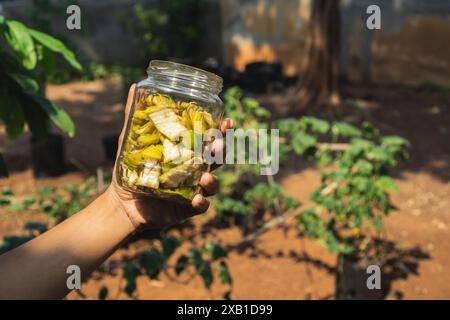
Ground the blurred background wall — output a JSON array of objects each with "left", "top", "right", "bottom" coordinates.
[
  {"left": 0, "top": 0, "right": 223, "bottom": 69},
  {"left": 222, "top": 0, "right": 450, "bottom": 86},
  {"left": 1, "top": 0, "right": 449, "bottom": 86}
]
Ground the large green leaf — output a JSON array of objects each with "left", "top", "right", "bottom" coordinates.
[
  {"left": 9, "top": 73, "right": 39, "bottom": 93},
  {"left": 0, "top": 48, "right": 30, "bottom": 76},
  {"left": 28, "top": 29, "right": 82, "bottom": 71},
  {"left": 0, "top": 88, "right": 25, "bottom": 139},
  {"left": 40, "top": 46, "right": 56, "bottom": 77},
  {"left": 353, "top": 159, "right": 374, "bottom": 176},
  {"left": 301, "top": 116, "right": 330, "bottom": 134},
  {"left": 242, "top": 98, "right": 270, "bottom": 119},
  {"left": 375, "top": 176, "right": 399, "bottom": 193},
  {"left": 4, "top": 20, "right": 37, "bottom": 70},
  {"left": 274, "top": 118, "right": 301, "bottom": 136},
  {"left": 368, "top": 146, "right": 391, "bottom": 162},
  {"left": 30, "top": 94, "right": 75, "bottom": 138},
  {"left": 292, "top": 132, "right": 317, "bottom": 154},
  {"left": 381, "top": 135, "right": 410, "bottom": 148},
  {"left": 20, "top": 95, "right": 52, "bottom": 140},
  {"left": 331, "top": 122, "right": 361, "bottom": 138}
]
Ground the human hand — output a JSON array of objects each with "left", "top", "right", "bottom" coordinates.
[{"left": 107, "top": 84, "right": 233, "bottom": 231}]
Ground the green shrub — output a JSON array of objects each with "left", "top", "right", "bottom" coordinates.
[{"left": 0, "top": 15, "right": 82, "bottom": 176}]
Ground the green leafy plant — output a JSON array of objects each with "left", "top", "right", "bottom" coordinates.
[
  {"left": 24, "top": 0, "right": 88, "bottom": 85},
  {"left": 274, "top": 117, "right": 409, "bottom": 254},
  {"left": 0, "top": 15, "right": 82, "bottom": 176},
  {"left": 213, "top": 87, "right": 295, "bottom": 229},
  {"left": 215, "top": 87, "right": 409, "bottom": 294},
  {"left": 0, "top": 85, "right": 409, "bottom": 299},
  {"left": 214, "top": 88, "right": 409, "bottom": 256},
  {"left": 119, "top": 0, "right": 207, "bottom": 62},
  {"left": 2, "top": 174, "right": 109, "bottom": 223}
]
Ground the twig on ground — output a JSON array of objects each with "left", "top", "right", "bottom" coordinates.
[{"left": 229, "top": 208, "right": 300, "bottom": 251}]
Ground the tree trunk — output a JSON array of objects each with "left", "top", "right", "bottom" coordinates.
[{"left": 295, "top": 0, "right": 341, "bottom": 113}]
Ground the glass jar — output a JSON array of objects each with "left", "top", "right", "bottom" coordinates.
[{"left": 115, "top": 60, "right": 224, "bottom": 203}]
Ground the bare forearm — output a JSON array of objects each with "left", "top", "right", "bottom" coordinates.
[{"left": 0, "top": 187, "right": 135, "bottom": 299}]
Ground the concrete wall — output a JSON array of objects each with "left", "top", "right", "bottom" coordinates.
[
  {"left": 222, "top": 0, "right": 450, "bottom": 86},
  {"left": 221, "top": 0, "right": 310, "bottom": 75},
  {"left": 342, "top": 0, "right": 450, "bottom": 86}
]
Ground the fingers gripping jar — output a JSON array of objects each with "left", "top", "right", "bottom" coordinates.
[{"left": 116, "top": 60, "right": 224, "bottom": 203}]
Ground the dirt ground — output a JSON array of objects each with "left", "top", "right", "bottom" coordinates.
[{"left": 0, "top": 80, "right": 449, "bottom": 299}]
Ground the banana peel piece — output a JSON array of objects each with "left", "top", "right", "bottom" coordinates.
[
  {"left": 137, "top": 133, "right": 160, "bottom": 147},
  {"left": 120, "top": 164, "right": 138, "bottom": 185},
  {"left": 163, "top": 139, "right": 180, "bottom": 163},
  {"left": 159, "top": 187, "right": 194, "bottom": 201},
  {"left": 133, "top": 121, "right": 155, "bottom": 135},
  {"left": 148, "top": 107, "right": 188, "bottom": 141},
  {"left": 146, "top": 94, "right": 176, "bottom": 108},
  {"left": 137, "top": 162, "right": 161, "bottom": 189},
  {"left": 163, "top": 139, "right": 194, "bottom": 164},
  {"left": 126, "top": 144, "right": 163, "bottom": 166},
  {"left": 159, "top": 163, "right": 199, "bottom": 188}
]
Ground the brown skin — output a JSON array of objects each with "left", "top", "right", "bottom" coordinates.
[{"left": 0, "top": 85, "right": 233, "bottom": 299}]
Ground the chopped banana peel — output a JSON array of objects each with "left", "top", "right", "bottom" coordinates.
[
  {"left": 137, "top": 133, "right": 161, "bottom": 146},
  {"left": 118, "top": 92, "right": 219, "bottom": 201},
  {"left": 148, "top": 107, "right": 188, "bottom": 141},
  {"left": 159, "top": 187, "right": 194, "bottom": 200}
]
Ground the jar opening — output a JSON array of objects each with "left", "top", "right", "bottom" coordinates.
[{"left": 147, "top": 60, "right": 223, "bottom": 95}]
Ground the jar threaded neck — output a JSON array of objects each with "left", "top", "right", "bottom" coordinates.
[{"left": 146, "top": 60, "right": 223, "bottom": 95}]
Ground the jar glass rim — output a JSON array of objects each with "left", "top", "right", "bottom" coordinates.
[{"left": 147, "top": 60, "right": 223, "bottom": 94}]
